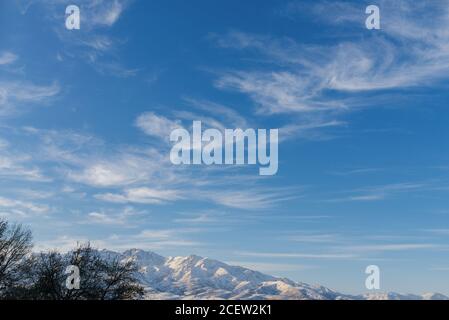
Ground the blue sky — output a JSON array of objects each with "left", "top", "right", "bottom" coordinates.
[{"left": 1, "top": 0, "right": 449, "bottom": 295}]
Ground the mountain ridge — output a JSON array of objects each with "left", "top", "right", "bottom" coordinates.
[{"left": 98, "top": 248, "right": 448, "bottom": 300}]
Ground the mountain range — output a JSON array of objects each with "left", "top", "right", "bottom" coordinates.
[{"left": 101, "top": 249, "right": 448, "bottom": 300}]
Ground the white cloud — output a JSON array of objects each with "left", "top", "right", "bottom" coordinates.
[
  {"left": 219, "top": 2, "right": 449, "bottom": 96},
  {"left": 0, "top": 154, "right": 50, "bottom": 182},
  {"left": 82, "top": 36, "right": 114, "bottom": 51},
  {"left": 136, "top": 112, "right": 182, "bottom": 140},
  {"left": 213, "top": 3, "right": 449, "bottom": 142},
  {"left": 204, "top": 188, "right": 297, "bottom": 210},
  {"left": 34, "top": 229, "right": 201, "bottom": 252},
  {"left": 0, "top": 121, "right": 293, "bottom": 215},
  {"left": 430, "top": 267, "right": 449, "bottom": 271},
  {"left": 0, "top": 138, "right": 8, "bottom": 149},
  {"left": 1, "top": 82, "right": 60, "bottom": 102},
  {"left": 135, "top": 229, "right": 176, "bottom": 240},
  {"left": 87, "top": 211, "right": 124, "bottom": 225},
  {"left": 82, "top": 207, "right": 143, "bottom": 226},
  {"left": 65, "top": 148, "right": 171, "bottom": 187},
  {"left": 346, "top": 195, "right": 385, "bottom": 202},
  {"left": 344, "top": 243, "right": 441, "bottom": 252},
  {"left": 216, "top": 70, "right": 340, "bottom": 114},
  {"left": 29, "top": 0, "right": 136, "bottom": 77},
  {"left": 286, "top": 233, "right": 340, "bottom": 244},
  {"left": 425, "top": 229, "right": 449, "bottom": 236},
  {"left": 174, "top": 213, "right": 218, "bottom": 224},
  {"left": 236, "top": 251, "right": 356, "bottom": 259},
  {"left": 88, "top": 212, "right": 114, "bottom": 223},
  {"left": 22, "top": 0, "right": 129, "bottom": 29},
  {"left": 327, "top": 182, "right": 426, "bottom": 202},
  {"left": 329, "top": 168, "right": 384, "bottom": 176},
  {"left": 0, "top": 196, "right": 50, "bottom": 216},
  {"left": 0, "top": 81, "right": 60, "bottom": 117},
  {"left": 69, "top": 163, "right": 137, "bottom": 187},
  {"left": 95, "top": 187, "right": 183, "bottom": 204},
  {"left": 0, "top": 52, "right": 18, "bottom": 65},
  {"left": 279, "top": 119, "right": 346, "bottom": 142},
  {"left": 226, "top": 261, "right": 311, "bottom": 273},
  {"left": 89, "top": 60, "right": 140, "bottom": 78},
  {"left": 14, "top": 189, "right": 54, "bottom": 200},
  {"left": 183, "top": 98, "right": 249, "bottom": 128},
  {"left": 33, "top": 235, "right": 91, "bottom": 253},
  {"left": 90, "top": 0, "right": 126, "bottom": 27}
]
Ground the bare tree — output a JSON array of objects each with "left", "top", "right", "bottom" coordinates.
[
  {"left": 99, "top": 256, "right": 145, "bottom": 300},
  {"left": 18, "top": 243, "right": 144, "bottom": 300},
  {"left": 0, "top": 219, "right": 143, "bottom": 300},
  {"left": 0, "top": 219, "right": 32, "bottom": 296}
]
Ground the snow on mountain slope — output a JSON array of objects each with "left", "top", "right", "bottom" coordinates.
[
  {"left": 421, "top": 293, "right": 449, "bottom": 300},
  {"left": 360, "top": 292, "right": 449, "bottom": 300},
  {"left": 104, "top": 249, "right": 448, "bottom": 300}
]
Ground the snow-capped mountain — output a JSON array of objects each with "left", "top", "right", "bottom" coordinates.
[{"left": 105, "top": 249, "right": 448, "bottom": 300}]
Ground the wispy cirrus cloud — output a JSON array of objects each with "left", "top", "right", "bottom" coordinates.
[
  {"left": 0, "top": 81, "right": 60, "bottom": 117},
  {"left": 285, "top": 233, "right": 341, "bottom": 244},
  {"left": 424, "top": 229, "right": 449, "bottom": 236},
  {"left": 236, "top": 251, "right": 356, "bottom": 260},
  {"left": 0, "top": 196, "right": 50, "bottom": 218},
  {"left": 236, "top": 242, "right": 444, "bottom": 261},
  {"left": 211, "top": 2, "right": 449, "bottom": 141},
  {"left": 87, "top": 212, "right": 124, "bottom": 225},
  {"left": 226, "top": 261, "right": 313, "bottom": 273},
  {"left": 0, "top": 134, "right": 52, "bottom": 182},
  {"left": 173, "top": 212, "right": 220, "bottom": 225},
  {"left": 135, "top": 99, "right": 250, "bottom": 143},
  {"left": 95, "top": 187, "right": 184, "bottom": 205},
  {"left": 182, "top": 98, "right": 250, "bottom": 129},
  {"left": 84, "top": 206, "right": 140, "bottom": 226},
  {"left": 87, "top": 0, "right": 128, "bottom": 28},
  {"left": 275, "top": 1, "right": 449, "bottom": 91},
  {"left": 0, "top": 52, "right": 18, "bottom": 66},
  {"left": 0, "top": 52, "right": 57, "bottom": 119},
  {"left": 35, "top": 228, "right": 202, "bottom": 252},
  {"left": 136, "top": 112, "right": 183, "bottom": 141},
  {"left": 336, "top": 243, "right": 445, "bottom": 254},
  {"left": 204, "top": 188, "right": 297, "bottom": 210},
  {"left": 63, "top": 146, "right": 178, "bottom": 188},
  {"left": 20, "top": 0, "right": 138, "bottom": 77},
  {"left": 18, "top": 0, "right": 130, "bottom": 29},
  {"left": 329, "top": 168, "right": 385, "bottom": 176},
  {"left": 0, "top": 154, "right": 49, "bottom": 182},
  {"left": 1, "top": 123, "right": 293, "bottom": 212},
  {"left": 326, "top": 182, "right": 426, "bottom": 202}
]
